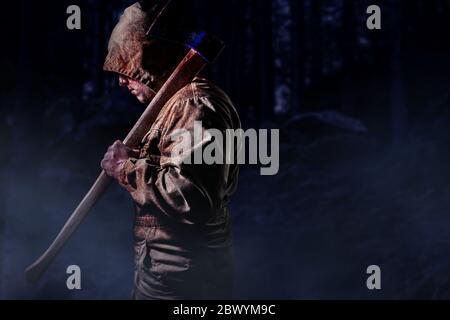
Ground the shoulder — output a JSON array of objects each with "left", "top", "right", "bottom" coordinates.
[
  {"left": 180, "top": 78, "right": 240, "bottom": 128},
  {"left": 172, "top": 77, "right": 231, "bottom": 105},
  {"left": 162, "top": 78, "right": 241, "bottom": 130}
]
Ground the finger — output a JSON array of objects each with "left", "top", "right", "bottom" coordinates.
[
  {"left": 104, "top": 152, "right": 112, "bottom": 161},
  {"left": 102, "top": 164, "right": 112, "bottom": 176},
  {"left": 103, "top": 167, "right": 112, "bottom": 177}
]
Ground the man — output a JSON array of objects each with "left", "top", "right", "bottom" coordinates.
[{"left": 100, "top": 1, "right": 241, "bottom": 299}]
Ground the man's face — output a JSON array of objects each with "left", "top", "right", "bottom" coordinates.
[{"left": 118, "top": 75, "right": 154, "bottom": 104}]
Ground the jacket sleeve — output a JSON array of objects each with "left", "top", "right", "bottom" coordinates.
[{"left": 117, "top": 96, "right": 230, "bottom": 224}]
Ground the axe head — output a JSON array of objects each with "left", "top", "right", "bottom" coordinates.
[
  {"left": 144, "top": 0, "right": 224, "bottom": 63},
  {"left": 186, "top": 32, "right": 224, "bottom": 63}
]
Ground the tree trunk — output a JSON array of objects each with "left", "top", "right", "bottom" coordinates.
[
  {"left": 390, "top": 0, "right": 407, "bottom": 143},
  {"left": 310, "top": 0, "right": 323, "bottom": 87},
  {"left": 291, "top": 0, "right": 305, "bottom": 115},
  {"left": 340, "top": 0, "right": 357, "bottom": 115},
  {"left": 256, "top": 0, "right": 275, "bottom": 125}
]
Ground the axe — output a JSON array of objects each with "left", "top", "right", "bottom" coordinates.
[{"left": 25, "top": 32, "right": 224, "bottom": 283}]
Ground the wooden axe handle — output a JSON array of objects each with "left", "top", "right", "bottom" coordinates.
[{"left": 25, "top": 49, "right": 207, "bottom": 283}]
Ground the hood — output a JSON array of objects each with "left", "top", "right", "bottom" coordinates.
[{"left": 103, "top": 1, "right": 187, "bottom": 93}]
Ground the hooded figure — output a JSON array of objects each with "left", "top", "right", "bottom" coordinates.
[{"left": 101, "top": 1, "right": 241, "bottom": 299}]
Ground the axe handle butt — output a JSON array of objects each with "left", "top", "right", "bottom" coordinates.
[{"left": 25, "top": 172, "right": 112, "bottom": 283}]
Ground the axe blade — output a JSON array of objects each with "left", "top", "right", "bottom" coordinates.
[{"left": 187, "top": 32, "right": 224, "bottom": 63}]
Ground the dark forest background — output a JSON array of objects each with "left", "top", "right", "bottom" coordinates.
[{"left": 1, "top": 0, "right": 450, "bottom": 299}]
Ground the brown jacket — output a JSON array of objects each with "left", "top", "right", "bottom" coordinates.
[
  {"left": 119, "top": 78, "right": 240, "bottom": 230},
  {"left": 103, "top": 2, "right": 241, "bottom": 299}
]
